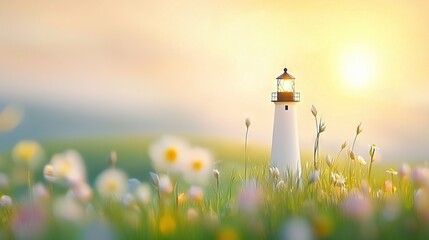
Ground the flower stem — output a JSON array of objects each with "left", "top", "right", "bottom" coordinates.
[
  {"left": 27, "top": 169, "right": 33, "bottom": 202},
  {"left": 245, "top": 127, "right": 249, "bottom": 181}
]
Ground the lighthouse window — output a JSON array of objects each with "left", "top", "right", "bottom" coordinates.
[{"left": 285, "top": 105, "right": 289, "bottom": 110}]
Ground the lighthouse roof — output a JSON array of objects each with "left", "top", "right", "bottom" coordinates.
[{"left": 276, "top": 68, "right": 295, "bottom": 80}]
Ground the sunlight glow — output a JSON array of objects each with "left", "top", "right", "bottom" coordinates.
[{"left": 340, "top": 47, "right": 375, "bottom": 89}]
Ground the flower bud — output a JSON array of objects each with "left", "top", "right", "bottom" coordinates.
[
  {"left": 245, "top": 118, "right": 251, "bottom": 128},
  {"left": 341, "top": 141, "right": 347, "bottom": 150},
  {"left": 326, "top": 155, "right": 333, "bottom": 167},
  {"left": 356, "top": 122, "right": 363, "bottom": 135},
  {"left": 213, "top": 169, "right": 220, "bottom": 180},
  {"left": 311, "top": 105, "right": 317, "bottom": 117}
]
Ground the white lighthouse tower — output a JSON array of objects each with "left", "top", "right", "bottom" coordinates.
[{"left": 270, "top": 67, "right": 301, "bottom": 176}]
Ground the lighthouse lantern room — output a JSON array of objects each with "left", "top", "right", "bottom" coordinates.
[{"left": 270, "top": 68, "right": 301, "bottom": 176}]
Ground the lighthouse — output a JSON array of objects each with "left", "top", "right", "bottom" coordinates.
[{"left": 270, "top": 67, "right": 301, "bottom": 176}]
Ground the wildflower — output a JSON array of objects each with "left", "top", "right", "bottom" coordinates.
[
  {"left": 279, "top": 218, "right": 314, "bottom": 240},
  {"left": 414, "top": 188, "right": 429, "bottom": 222},
  {"left": 311, "top": 105, "right": 317, "bottom": 117},
  {"left": 158, "top": 175, "right": 173, "bottom": 195},
  {"left": 369, "top": 144, "right": 379, "bottom": 161},
  {"left": 349, "top": 151, "right": 356, "bottom": 160},
  {"left": 356, "top": 122, "right": 363, "bottom": 135},
  {"left": 341, "top": 191, "right": 373, "bottom": 220},
  {"left": 218, "top": 227, "right": 240, "bottom": 240},
  {"left": 12, "top": 140, "right": 44, "bottom": 169},
  {"left": 312, "top": 215, "right": 333, "bottom": 238},
  {"left": 11, "top": 203, "right": 47, "bottom": 239},
  {"left": 53, "top": 196, "right": 85, "bottom": 222},
  {"left": 48, "top": 150, "right": 87, "bottom": 185},
  {"left": 386, "top": 168, "right": 398, "bottom": 175},
  {"left": 319, "top": 121, "right": 326, "bottom": 133},
  {"left": 187, "top": 208, "right": 199, "bottom": 222},
  {"left": 134, "top": 183, "right": 152, "bottom": 205},
  {"left": 308, "top": 170, "right": 320, "bottom": 184},
  {"left": 43, "top": 164, "right": 57, "bottom": 182},
  {"left": 128, "top": 178, "right": 141, "bottom": 192},
  {"left": 95, "top": 168, "right": 128, "bottom": 199},
  {"left": 276, "top": 180, "right": 286, "bottom": 190},
  {"left": 0, "top": 195, "right": 12, "bottom": 208},
  {"left": 270, "top": 167, "right": 280, "bottom": 179},
  {"left": 150, "top": 172, "right": 160, "bottom": 188},
  {"left": 149, "top": 136, "right": 189, "bottom": 174},
  {"left": 0, "top": 104, "right": 23, "bottom": 132},
  {"left": 182, "top": 147, "right": 214, "bottom": 185},
  {"left": 384, "top": 181, "right": 396, "bottom": 194},
  {"left": 412, "top": 167, "right": 429, "bottom": 188},
  {"left": 357, "top": 156, "right": 367, "bottom": 165},
  {"left": 188, "top": 186, "right": 204, "bottom": 203},
  {"left": 398, "top": 163, "right": 411, "bottom": 180},
  {"left": 237, "top": 179, "right": 263, "bottom": 214},
  {"left": 245, "top": 118, "right": 251, "bottom": 128},
  {"left": 213, "top": 169, "right": 220, "bottom": 180},
  {"left": 159, "top": 214, "right": 176, "bottom": 235},
  {"left": 325, "top": 155, "right": 333, "bottom": 168},
  {"left": 331, "top": 173, "right": 346, "bottom": 187},
  {"left": 178, "top": 193, "right": 186, "bottom": 205},
  {"left": 121, "top": 193, "right": 135, "bottom": 207},
  {"left": 71, "top": 182, "right": 93, "bottom": 202}
]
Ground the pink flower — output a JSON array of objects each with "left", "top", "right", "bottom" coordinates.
[
  {"left": 341, "top": 191, "right": 373, "bottom": 220},
  {"left": 237, "top": 179, "right": 263, "bottom": 214}
]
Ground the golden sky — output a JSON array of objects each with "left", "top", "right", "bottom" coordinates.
[{"left": 0, "top": 0, "right": 428, "bottom": 161}]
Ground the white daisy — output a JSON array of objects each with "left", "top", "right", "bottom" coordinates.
[
  {"left": 95, "top": 168, "right": 128, "bottom": 199},
  {"left": 149, "top": 136, "right": 190, "bottom": 174},
  {"left": 182, "top": 147, "right": 213, "bottom": 185},
  {"left": 47, "top": 150, "right": 86, "bottom": 185}
]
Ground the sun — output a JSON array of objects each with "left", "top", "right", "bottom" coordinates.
[{"left": 340, "top": 47, "right": 375, "bottom": 89}]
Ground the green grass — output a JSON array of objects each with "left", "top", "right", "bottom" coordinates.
[{"left": 0, "top": 136, "right": 428, "bottom": 240}]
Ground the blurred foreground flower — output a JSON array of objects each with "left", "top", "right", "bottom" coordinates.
[
  {"left": 45, "top": 150, "right": 86, "bottom": 185},
  {"left": 279, "top": 218, "right": 314, "bottom": 240},
  {"left": 183, "top": 147, "right": 214, "bottom": 185},
  {"left": 308, "top": 170, "right": 320, "bottom": 184},
  {"left": 53, "top": 196, "right": 85, "bottom": 222},
  {"left": 12, "top": 140, "right": 44, "bottom": 169},
  {"left": 149, "top": 136, "right": 189, "bottom": 174},
  {"left": 0, "top": 195, "right": 12, "bottom": 208},
  {"left": 188, "top": 186, "right": 204, "bottom": 203},
  {"left": 331, "top": 173, "right": 346, "bottom": 187},
  {"left": 95, "top": 168, "right": 128, "bottom": 199},
  {"left": 159, "top": 214, "right": 177, "bottom": 235},
  {"left": 341, "top": 191, "right": 373, "bottom": 220},
  {"left": 237, "top": 179, "right": 263, "bottom": 214},
  {"left": 398, "top": 163, "right": 411, "bottom": 180},
  {"left": 414, "top": 188, "right": 429, "bottom": 222},
  {"left": 159, "top": 175, "right": 173, "bottom": 195},
  {"left": 0, "top": 104, "right": 23, "bottom": 132},
  {"left": 357, "top": 156, "right": 367, "bottom": 165},
  {"left": 134, "top": 183, "right": 152, "bottom": 205},
  {"left": 12, "top": 203, "right": 47, "bottom": 240}
]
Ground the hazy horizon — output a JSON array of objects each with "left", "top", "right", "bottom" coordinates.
[{"left": 1, "top": 0, "right": 429, "bottom": 162}]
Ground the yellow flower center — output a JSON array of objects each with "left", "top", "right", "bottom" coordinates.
[
  {"left": 192, "top": 160, "right": 203, "bottom": 171},
  {"left": 106, "top": 181, "right": 118, "bottom": 193},
  {"left": 165, "top": 148, "right": 177, "bottom": 163},
  {"left": 58, "top": 161, "right": 72, "bottom": 177}
]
